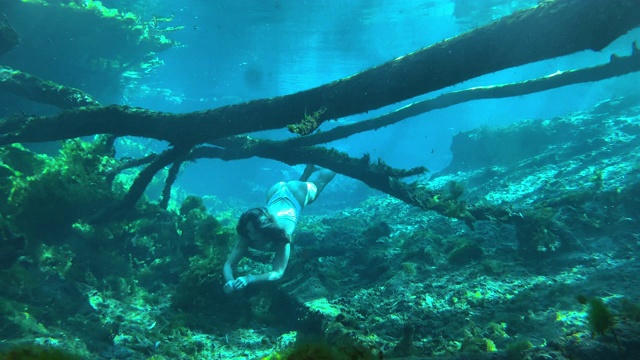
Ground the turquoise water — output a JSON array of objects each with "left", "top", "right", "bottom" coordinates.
[{"left": 1, "top": 1, "right": 639, "bottom": 359}]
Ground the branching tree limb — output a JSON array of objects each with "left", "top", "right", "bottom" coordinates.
[
  {"left": 159, "top": 160, "right": 184, "bottom": 210},
  {"left": 118, "top": 145, "right": 191, "bottom": 212},
  {"left": 92, "top": 144, "right": 192, "bottom": 222},
  {"left": 188, "top": 141, "right": 518, "bottom": 228},
  {"left": 105, "top": 154, "right": 158, "bottom": 185},
  {"left": 284, "top": 42, "right": 640, "bottom": 148},
  {"left": 0, "top": 66, "right": 100, "bottom": 109}
]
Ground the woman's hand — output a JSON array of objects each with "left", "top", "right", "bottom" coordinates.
[
  {"left": 232, "top": 277, "right": 248, "bottom": 290},
  {"left": 223, "top": 279, "right": 235, "bottom": 294},
  {"left": 233, "top": 275, "right": 254, "bottom": 289},
  {"left": 224, "top": 275, "right": 254, "bottom": 294}
]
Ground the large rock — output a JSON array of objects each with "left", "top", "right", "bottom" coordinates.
[
  {"left": 432, "top": 96, "right": 640, "bottom": 206},
  {"left": 0, "top": 13, "right": 19, "bottom": 56}
]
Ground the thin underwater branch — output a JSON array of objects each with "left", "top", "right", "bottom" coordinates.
[
  {"left": 285, "top": 41, "right": 640, "bottom": 147},
  {"left": 92, "top": 144, "right": 192, "bottom": 222},
  {"left": 105, "top": 154, "right": 158, "bottom": 185},
  {"left": 159, "top": 160, "right": 184, "bottom": 210},
  {"left": 0, "top": 66, "right": 101, "bottom": 109},
  {"left": 119, "top": 145, "right": 191, "bottom": 212},
  {"left": 187, "top": 141, "right": 483, "bottom": 225}
]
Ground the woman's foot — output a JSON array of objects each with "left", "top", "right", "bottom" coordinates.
[
  {"left": 299, "top": 164, "right": 317, "bottom": 181},
  {"left": 313, "top": 169, "right": 336, "bottom": 193}
]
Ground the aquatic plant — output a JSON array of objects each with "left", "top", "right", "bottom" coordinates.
[
  {"left": 446, "top": 237, "right": 483, "bottom": 265},
  {"left": 67, "top": 0, "right": 119, "bottom": 18},
  {"left": 288, "top": 108, "right": 326, "bottom": 135},
  {"left": 0, "top": 263, "right": 39, "bottom": 302},
  {"left": 361, "top": 221, "right": 391, "bottom": 243},
  {"left": 177, "top": 196, "right": 227, "bottom": 250},
  {"left": 180, "top": 195, "right": 206, "bottom": 215},
  {"left": 0, "top": 344, "right": 82, "bottom": 360},
  {"left": 590, "top": 168, "right": 604, "bottom": 191},
  {"left": 586, "top": 297, "right": 616, "bottom": 336},
  {"left": 15, "top": 0, "right": 181, "bottom": 87},
  {"left": 170, "top": 197, "right": 236, "bottom": 329},
  {"left": 0, "top": 144, "right": 48, "bottom": 177},
  {"left": 514, "top": 206, "right": 557, "bottom": 257},
  {"left": 420, "top": 183, "right": 475, "bottom": 228},
  {"left": 479, "top": 259, "right": 507, "bottom": 276},
  {"left": 578, "top": 296, "right": 623, "bottom": 357},
  {"left": 400, "top": 261, "right": 418, "bottom": 276},
  {"left": 37, "top": 244, "right": 74, "bottom": 279},
  {"left": 457, "top": 322, "right": 502, "bottom": 355},
  {"left": 390, "top": 323, "right": 417, "bottom": 357},
  {"left": 505, "top": 340, "right": 532, "bottom": 359},
  {"left": 264, "top": 338, "right": 379, "bottom": 360},
  {"left": 446, "top": 180, "right": 465, "bottom": 201},
  {"left": 326, "top": 215, "right": 369, "bottom": 239},
  {"left": 0, "top": 215, "right": 25, "bottom": 267},
  {"left": 6, "top": 138, "right": 119, "bottom": 241}
]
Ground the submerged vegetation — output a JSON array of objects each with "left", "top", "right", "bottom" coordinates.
[
  {"left": 0, "top": 138, "right": 242, "bottom": 357},
  {"left": 3, "top": 0, "right": 181, "bottom": 99},
  {"left": 3, "top": 98, "right": 637, "bottom": 358},
  {"left": 4, "top": 138, "right": 118, "bottom": 241}
]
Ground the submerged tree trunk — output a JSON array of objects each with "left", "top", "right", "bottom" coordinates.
[{"left": 2, "top": 0, "right": 639, "bottom": 228}]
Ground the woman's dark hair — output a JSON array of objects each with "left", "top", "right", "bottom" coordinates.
[{"left": 236, "top": 207, "right": 289, "bottom": 243}]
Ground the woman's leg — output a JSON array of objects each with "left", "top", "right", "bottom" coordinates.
[
  {"left": 287, "top": 168, "right": 336, "bottom": 206},
  {"left": 299, "top": 164, "right": 317, "bottom": 182},
  {"left": 307, "top": 168, "right": 336, "bottom": 195}
]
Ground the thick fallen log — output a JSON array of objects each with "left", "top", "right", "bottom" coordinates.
[
  {"left": 1, "top": 0, "right": 639, "bottom": 147},
  {"left": 102, "top": 43, "right": 640, "bottom": 224},
  {"left": 0, "top": 66, "right": 100, "bottom": 109},
  {"left": 85, "top": 44, "right": 640, "bottom": 226}
]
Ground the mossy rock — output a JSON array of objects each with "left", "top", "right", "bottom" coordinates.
[
  {"left": 362, "top": 221, "right": 391, "bottom": 243},
  {"left": 447, "top": 239, "right": 483, "bottom": 265}
]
